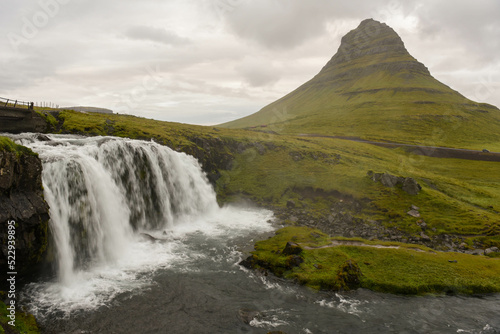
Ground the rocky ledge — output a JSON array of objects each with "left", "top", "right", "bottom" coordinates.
[{"left": 0, "top": 139, "right": 49, "bottom": 287}]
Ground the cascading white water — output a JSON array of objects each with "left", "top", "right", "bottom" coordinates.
[
  {"left": 7, "top": 133, "right": 274, "bottom": 317},
  {"left": 16, "top": 134, "right": 219, "bottom": 284}
]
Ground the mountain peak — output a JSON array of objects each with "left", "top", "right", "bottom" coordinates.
[
  {"left": 333, "top": 18, "right": 407, "bottom": 65},
  {"left": 316, "top": 18, "right": 430, "bottom": 85}
]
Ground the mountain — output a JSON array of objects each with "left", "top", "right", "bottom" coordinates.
[
  {"left": 68, "top": 106, "right": 113, "bottom": 114},
  {"left": 219, "top": 19, "right": 500, "bottom": 148}
]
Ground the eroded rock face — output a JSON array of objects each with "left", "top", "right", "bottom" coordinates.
[{"left": 0, "top": 149, "right": 49, "bottom": 285}]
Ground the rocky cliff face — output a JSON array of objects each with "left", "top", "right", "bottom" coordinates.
[{"left": 0, "top": 142, "right": 49, "bottom": 286}]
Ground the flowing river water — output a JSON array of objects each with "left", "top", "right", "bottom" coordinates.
[{"left": 8, "top": 134, "right": 500, "bottom": 334}]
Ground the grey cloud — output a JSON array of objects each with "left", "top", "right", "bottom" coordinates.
[
  {"left": 236, "top": 58, "right": 281, "bottom": 87},
  {"left": 413, "top": 0, "right": 500, "bottom": 67},
  {"left": 125, "top": 26, "right": 190, "bottom": 46},
  {"left": 219, "top": 0, "right": 393, "bottom": 50},
  {"left": 1, "top": 0, "right": 499, "bottom": 124}
]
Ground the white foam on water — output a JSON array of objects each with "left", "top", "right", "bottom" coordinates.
[{"left": 316, "top": 293, "right": 367, "bottom": 316}]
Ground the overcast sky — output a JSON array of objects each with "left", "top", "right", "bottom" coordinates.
[{"left": 1, "top": 0, "right": 499, "bottom": 125}]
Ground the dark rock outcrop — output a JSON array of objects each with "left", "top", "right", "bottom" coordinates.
[
  {"left": 0, "top": 145, "right": 49, "bottom": 287},
  {"left": 368, "top": 171, "right": 421, "bottom": 195},
  {"left": 282, "top": 241, "right": 303, "bottom": 255}
]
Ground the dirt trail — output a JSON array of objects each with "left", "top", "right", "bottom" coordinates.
[
  {"left": 303, "top": 239, "right": 430, "bottom": 252},
  {"left": 297, "top": 134, "right": 500, "bottom": 162}
]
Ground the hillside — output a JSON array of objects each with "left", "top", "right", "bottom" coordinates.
[{"left": 219, "top": 19, "right": 500, "bottom": 150}]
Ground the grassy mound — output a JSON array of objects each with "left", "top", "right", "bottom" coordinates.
[{"left": 250, "top": 226, "right": 500, "bottom": 295}]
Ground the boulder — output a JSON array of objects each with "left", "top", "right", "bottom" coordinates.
[
  {"left": 368, "top": 171, "right": 421, "bottom": 195},
  {"left": 402, "top": 177, "right": 422, "bottom": 195},
  {"left": 282, "top": 241, "right": 303, "bottom": 255},
  {"left": 380, "top": 173, "right": 402, "bottom": 187},
  {"left": 238, "top": 309, "right": 261, "bottom": 324},
  {"left": 485, "top": 247, "right": 499, "bottom": 255},
  {"left": 337, "top": 259, "right": 362, "bottom": 290},
  {"left": 407, "top": 210, "right": 421, "bottom": 218}
]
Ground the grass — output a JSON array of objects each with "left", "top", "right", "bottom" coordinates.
[
  {"left": 217, "top": 135, "right": 500, "bottom": 247},
  {"left": 251, "top": 226, "right": 500, "bottom": 294},
  {"left": 0, "top": 137, "right": 37, "bottom": 157},
  {"left": 0, "top": 301, "right": 40, "bottom": 334}
]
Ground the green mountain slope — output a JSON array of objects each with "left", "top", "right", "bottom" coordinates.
[{"left": 219, "top": 19, "right": 500, "bottom": 149}]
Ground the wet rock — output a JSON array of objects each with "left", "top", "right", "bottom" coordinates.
[
  {"left": 35, "top": 133, "right": 51, "bottom": 141},
  {"left": 238, "top": 308, "right": 261, "bottom": 324},
  {"left": 0, "top": 148, "right": 49, "bottom": 282},
  {"left": 140, "top": 233, "right": 158, "bottom": 242},
  {"left": 282, "top": 241, "right": 303, "bottom": 255},
  {"left": 239, "top": 255, "right": 256, "bottom": 269}
]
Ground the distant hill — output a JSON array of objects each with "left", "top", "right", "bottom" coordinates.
[
  {"left": 219, "top": 19, "right": 500, "bottom": 149},
  {"left": 67, "top": 106, "right": 113, "bottom": 114}
]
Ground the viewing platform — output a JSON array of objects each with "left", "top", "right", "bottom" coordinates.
[{"left": 0, "top": 97, "right": 47, "bottom": 133}]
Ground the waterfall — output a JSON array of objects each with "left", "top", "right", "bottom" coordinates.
[{"left": 19, "top": 134, "right": 219, "bottom": 284}]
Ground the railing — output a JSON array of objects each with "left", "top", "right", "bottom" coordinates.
[{"left": 0, "top": 96, "right": 34, "bottom": 110}]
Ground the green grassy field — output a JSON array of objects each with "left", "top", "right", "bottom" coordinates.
[{"left": 250, "top": 226, "right": 500, "bottom": 294}]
